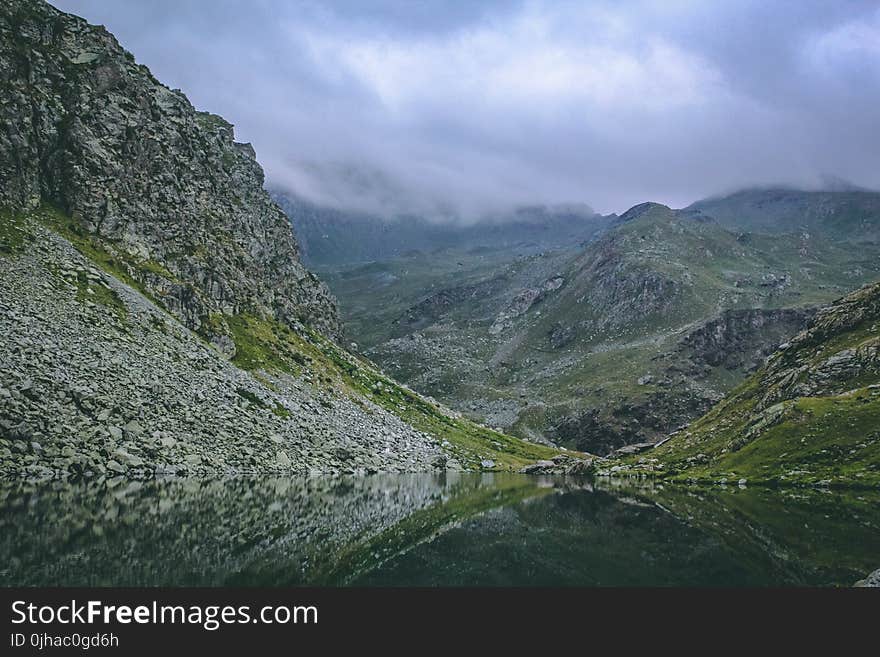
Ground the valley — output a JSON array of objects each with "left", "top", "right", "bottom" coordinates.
[
  {"left": 2, "top": 0, "right": 880, "bottom": 593},
  {"left": 308, "top": 196, "right": 880, "bottom": 458}
]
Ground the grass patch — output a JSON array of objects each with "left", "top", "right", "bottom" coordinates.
[
  {"left": 140, "top": 258, "right": 178, "bottom": 281},
  {"left": 72, "top": 271, "right": 128, "bottom": 321},
  {"left": 0, "top": 209, "right": 32, "bottom": 254},
  {"left": 272, "top": 404, "right": 291, "bottom": 419},
  {"left": 666, "top": 391, "right": 880, "bottom": 486},
  {"left": 226, "top": 314, "right": 308, "bottom": 374}
]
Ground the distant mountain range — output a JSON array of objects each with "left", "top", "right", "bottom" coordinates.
[
  {"left": 311, "top": 188, "right": 880, "bottom": 457},
  {"left": 688, "top": 187, "right": 880, "bottom": 241},
  {"left": 272, "top": 191, "right": 611, "bottom": 267}
]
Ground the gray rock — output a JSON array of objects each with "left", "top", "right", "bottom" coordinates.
[
  {"left": 854, "top": 568, "right": 880, "bottom": 587},
  {"left": 123, "top": 420, "right": 145, "bottom": 438}
]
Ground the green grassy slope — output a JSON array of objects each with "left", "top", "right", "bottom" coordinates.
[
  {"left": 626, "top": 281, "right": 880, "bottom": 486},
  {"left": 688, "top": 188, "right": 880, "bottom": 241}
]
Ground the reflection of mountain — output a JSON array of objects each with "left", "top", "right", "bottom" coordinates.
[
  {"left": 359, "top": 481, "right": 880, "bottom": 586},
  {"left": 0, "top": 475, "right": 544, "bottom": 586},
  {"left": 635, "top": 483, "right": 880, "bottom": 586},
  {"left": 2, "top": 475, "right": 877, "bottom": 586}
]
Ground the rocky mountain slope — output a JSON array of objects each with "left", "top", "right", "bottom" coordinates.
[
  {"left": 274, "top": 191, "right": 610, "bottom": 267},
  {"left": 624, "top": 280, "right": 880, "bottom": 486},
  {"left": 0, "top": 0, "right": 565, "bottom": 477},
  {"left": 325, "top": 202, "right": 880, "bottom": 454},
  {"left": 1, "top": 0, "right": 339, "bottom": 350}
]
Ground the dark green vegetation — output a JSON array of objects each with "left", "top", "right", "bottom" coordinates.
[
  {"left": 317, "top": 195, "right": 880, "bottom": 456},
  {"left": 632, "top": 281, "right": 880, "bottom": 486},
  {"left": 3, "top": 474, "right": 877, "bottom": 586},
  {"left": 0, "top": 207, "right": 32, "bottom": 254}
]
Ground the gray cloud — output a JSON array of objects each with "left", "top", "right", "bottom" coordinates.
[{"left": 52, "top": 0, "right": 880, "bottom": 216}]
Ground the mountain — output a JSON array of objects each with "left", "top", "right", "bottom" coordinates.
[
  {"left": 0, "top": 1, "right": 340, "bottom": 349},
  {"left": 622, "top": 280, "right": 880, "bottom": 486},
  {"left": 0, "top": 0, "right": 565, "bottom": 477},
  {"left": 326, "top": 201, "right": 880, "bottom": 454},
  {"left": 273, "top": 191, "right": 610, "bottom": 267},
  {"left": 688, "top": 187, "right": 880, "bottom": 242}
]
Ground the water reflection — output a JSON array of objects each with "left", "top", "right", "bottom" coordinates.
[{"left": 1, "top": 474, "right": 877, "bottom": 586}]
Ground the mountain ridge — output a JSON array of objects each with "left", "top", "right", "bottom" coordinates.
[
  {"left": 687, "top": 187, "right": 880, "bottom": 242},
  {"left": 325, "top": 198, "right": 880, "bottom": 454}
]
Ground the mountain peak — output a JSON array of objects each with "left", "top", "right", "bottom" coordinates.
[{"left": 616, "top": 202, "right": 672, "bottom": 223}]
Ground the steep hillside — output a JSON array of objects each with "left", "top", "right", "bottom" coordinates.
[
  {"left": 629, "top": 281, "right": 880, "bottom": 487},
  {"left": 0, "top": 0, "right": 565, "bottom": 476},
  {"left": 689, "top": 188, "right": 880, "bottom": 242},
  {"left": 333, "top": 203, "right": 880, "bottom": 454},
  {"left": 1, "top": 0, "right": 339, "bottom": 350},
  {"left": 274, "top": 191, "right": 610, "bottom": 267}
]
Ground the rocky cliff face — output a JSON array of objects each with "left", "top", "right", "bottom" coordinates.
[
  {"left": 0, "top": 217, "right": 444, "bottom": 478},
  {"left": 0, "top": 0, "right": 340, "bottom": 347},
  {"left": 679, "top": 307, "right": 815, "bottom": 371},
  {"left": 755, "top": 283, "right": 880, "bottom": 407}
]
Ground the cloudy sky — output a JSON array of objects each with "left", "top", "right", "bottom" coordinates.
[{"left": 54, "top": 0, "right": 880, "bottom": 217}]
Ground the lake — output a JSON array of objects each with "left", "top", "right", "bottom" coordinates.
[{"left": 1, "top": 474, "right": 877, "bottom": 586}]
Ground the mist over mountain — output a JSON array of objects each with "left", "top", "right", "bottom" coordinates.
[{"left": 273, "top": 190, "right": 610, "bottom": 267}]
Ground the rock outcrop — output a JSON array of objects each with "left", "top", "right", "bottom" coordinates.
[
  {"left": 0, "top": 0, "right": 340, "bottom": 347},
  {"left": 680, "top": 307, "right": 815, "bottom": 371}
]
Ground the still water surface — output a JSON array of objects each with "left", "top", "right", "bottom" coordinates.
[{"left": 1, "top": 474, "right": 877, "bottom": 586}]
